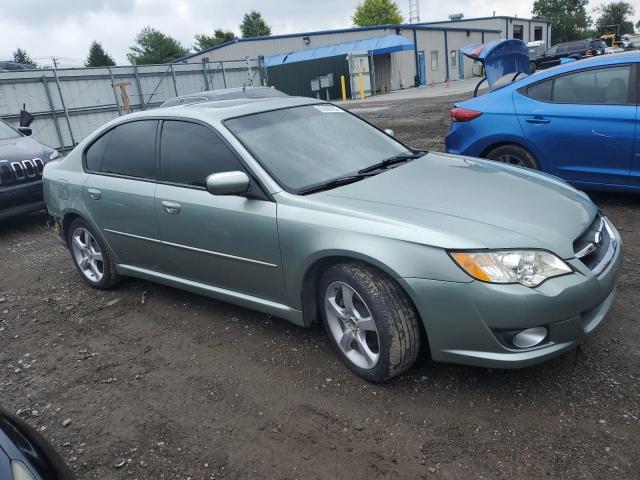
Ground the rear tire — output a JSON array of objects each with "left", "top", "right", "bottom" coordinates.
[
  {"left": 319, "top": 262, "right": 421, "bottom": 382},
  {"left": 485, "top": 144, "right": 539, "bottom": 169},
  {"left": 68, "top": 218, "right": 119, "bottom": 290}
]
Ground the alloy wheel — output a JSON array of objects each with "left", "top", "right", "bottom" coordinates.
[
  {"left": 496, "top": 154, "right": 527, "bottom": 167},
  {"left": 71, "top": 227, "right": 104, "bottom": 283},
  {"left": 324, "top": 281, "right": 380, "bottom": 369}
]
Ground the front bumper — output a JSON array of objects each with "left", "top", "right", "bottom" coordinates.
[
  {"left": 400, "top": 226, "right": 623, "bottom": 369},
  {"left": 0, "top": 180, "right": 45, "bottom": 221}
]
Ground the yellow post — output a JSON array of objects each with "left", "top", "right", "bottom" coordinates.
[
  {"left": 358, "top": 72, "right": 364, "bottom": 100},
  {"left": 340, "top": 75, "right": 347, "bottom": 101}
]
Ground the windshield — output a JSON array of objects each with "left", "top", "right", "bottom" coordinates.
[
  {"left": 0, "top": 120, "right": 19, "bottom": 140},
  {"left": 225, "top": 105, "right": 411, "bottom": 192}
]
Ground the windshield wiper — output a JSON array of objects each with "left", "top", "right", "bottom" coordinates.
[
  {"left": 358, "top": 151, "right": 426, "bottom": 174},
  {"left": 298, "top": 173, "right": 371, "bottom": 195}
]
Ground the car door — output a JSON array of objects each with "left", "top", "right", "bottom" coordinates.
[
  {"left": 155, "top": 119, "right": 285, "bottom": 302},
  {"left": 83, "top": 120, "right": 163, "bottom": 270},
  {"left": 514, "top": 64, "right": 636, "bottom": 187},
  {"left": 630, "top": 95, "right": 640, "bottom": 187}
]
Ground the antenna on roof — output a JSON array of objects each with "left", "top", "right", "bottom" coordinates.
[{"left": 409, "top": 0, "right": 420, "bottom": 24}]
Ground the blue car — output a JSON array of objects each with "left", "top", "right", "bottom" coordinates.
[{"left": 446, "top": 50, "right": 640, "bottom": 193}]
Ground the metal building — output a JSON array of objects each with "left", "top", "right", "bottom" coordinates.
[
  {"left": 175, "top": 16, "right": 551, "bottom": 97},
  {"left": 424, "top": 15, "right": 552, "bottom": 46}
]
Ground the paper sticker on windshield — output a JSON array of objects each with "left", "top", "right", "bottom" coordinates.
[{"left": 314, "top": 105, "right": 343, "bottom": 113}]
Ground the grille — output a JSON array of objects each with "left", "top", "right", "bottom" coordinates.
[
  {"left": 0, "top": 158, "right": 44, "bottom": 187},
  {"left": 573, "top": 213, "right": 616, "bottom": 275}
]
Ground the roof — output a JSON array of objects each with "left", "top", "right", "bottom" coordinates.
[
  {"left": 161, "top": 86, "right": 288, "bottom": 107},
  {"left": 174, "top": 23, "right": 502, "bottom": 63},
  {"left": 128, "top": 96, "right": 323, "bottom": 123},
  {"left": 264, "top": 35, "right": 414, "bottom": 67}
]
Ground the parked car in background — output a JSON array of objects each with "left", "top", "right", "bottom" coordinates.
[
  {"left": 0, "top": 407, "right": 73, "bottom": 480},
  {"left": 527, "top": 40, "right": 546, "bottom": 72},
  {"left": 44, "top": 96, "right": 621, "bottom": 382},
  {"left": 533, "top": 39, "right": 607, "bottom": 70},
  {"left": 0, "top": 61, "right": 35, "bottom": 71},
  {"left": 446, "top": 51, "right": 638, "bottom": 193},
  {"left": 0, "top": 119, "right": 59, "bottom": 220},
  {"left": 160, "top": 86, "right": 287, "bottom": 107}
]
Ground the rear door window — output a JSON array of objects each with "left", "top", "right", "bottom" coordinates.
[
  {"left": 98, "top": 120, "right": 158, "bottom": 179},
  {"left": 526, "top": 80, "right": 553, "bottom": 102},
  {"left": 552, "top": 66, "right": 631, "bottom": 104},
  {"left": 159, "top": 120, "right": 244, "bottom": 187}
]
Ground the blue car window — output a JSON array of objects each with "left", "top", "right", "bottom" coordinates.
[
  {"left": 526, "top": 80, "right": 553, "bottom": 102},
  {"left": 552, "top": 66, "right": 631, "bottom": 105}
]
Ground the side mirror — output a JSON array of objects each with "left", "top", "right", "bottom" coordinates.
[
  {"left": 206, "top": 171, "right": 250, "bottom": 196},
  {"left": 17, "top": 126, "right": 32, "bottom": 136},
  {"left": 384, "top": 128, "right": 395, "bottom": 137}
]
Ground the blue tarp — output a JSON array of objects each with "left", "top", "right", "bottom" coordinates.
[
  {"left": 265, "top": 35, "right": 414, "bottom": 67},
  {"left": 460, "top": 39, "right": 530, "bottom": 86}
]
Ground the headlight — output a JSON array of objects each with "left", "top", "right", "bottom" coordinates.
[
  {"left": 450, "top": 250, "right": 572, "bottom": 287},
  {"left": 49, "top": 149, "right": 60, "bottom": 160}
]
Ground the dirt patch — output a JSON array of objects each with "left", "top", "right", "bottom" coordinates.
[{"left": 0, "top": 93, "right": 638, "bottom": 479}]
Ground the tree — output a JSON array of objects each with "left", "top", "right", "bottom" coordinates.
[
  {"left": 352, "top": 0, "right": 403, "bottom": 27},
  {"left": 240, "top": 10, "right": 271, "bottom": 38},
  {"left": 85, "top": 41, "right": 116, "bottom": 67},
  {"left": 594, "top": 2, "right": 635, "bottom": 35},
  {"left": 532, "top": 0, "right": 591, "bottom": 43},
  {"left": 194, "top": 29, "right": 236, "bottom": 51},
  {"left": 127, "top": 27, "right": 189, "bottom": 65},
  {"left": 12, "top": 47, "right": 35, "bottom": 66}
]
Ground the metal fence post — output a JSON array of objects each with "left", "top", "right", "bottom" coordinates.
[
  {"left": 41, "top": 76, "right": 65, "bottom": 149},
  {"left": 108, "top": 66, "right": 121, "bottom": 115},
  {"left": 52, "top": 65, "right": 76, "bottom": 145},
  {"left": 170, "top": 64, "right": 179, "bottom": 96},
  {"left": 132, "top": 62, "right": 145, "bottom": 110},
  {"left": 201, "top": 60, "right": 211, "bottom": 90},
  {"left": 220, "top": 61, "right": 227, "bottom": 88}
]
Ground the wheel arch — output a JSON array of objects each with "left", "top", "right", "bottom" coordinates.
[
  {"left": 479, "top": 141, "right": 544, "bottom": 169},
  {"left": 299, "top": 253, "right": 423, "bottom": 332}
]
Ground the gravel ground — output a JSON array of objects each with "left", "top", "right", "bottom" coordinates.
[{"left": 1, "top": 92, "right": 638, "bottom": 479}]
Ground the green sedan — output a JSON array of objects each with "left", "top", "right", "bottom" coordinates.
[{"left": 43, "top": 96, "right": 622, "bottom": 382}]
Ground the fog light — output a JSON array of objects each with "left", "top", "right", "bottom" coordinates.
[{"left": 512, "top": 327, "right": 548, "bottom": 348}]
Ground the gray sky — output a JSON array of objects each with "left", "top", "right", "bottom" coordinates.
[{"left": 1, "top": 0, "right": 636, "bottom": 66}]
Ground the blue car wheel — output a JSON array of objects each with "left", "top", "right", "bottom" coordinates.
[{"left": 486, "top": 144, "right": 539, "bottom": 169}]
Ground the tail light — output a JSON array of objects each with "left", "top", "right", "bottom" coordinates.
[
  {"left": 585, "top": 48, "right": 593, "bottom": 56},
  {"left": 451, "top": 107, "right": 483, "bottom": 122}
]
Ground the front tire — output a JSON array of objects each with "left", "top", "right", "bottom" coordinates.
[
  {"left": 319, "top": 262, "right": 421, "bottom": 382},
  {"left": 485, "top": 144, "right": 539, "bottom": 169},
  {"left": 68, "top": 218, "right": 119, "bottom": 289}
]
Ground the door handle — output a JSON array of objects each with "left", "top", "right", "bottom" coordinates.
[
  {"left": 87, "top": 188, "right": 102, "bottom": 200},
  {"left": 161, "top": 200, "right": 182, "bottom": 214},
  {"left": 526, "top": 117, "right": 550, "bottom": 125}
]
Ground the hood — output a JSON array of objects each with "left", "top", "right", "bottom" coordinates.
[
  {"left": 0, "top": 135, "right": 48, "bottom": 162},
  {"left": 313, "top": 153, "right": 596, "bottom": 259}
]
